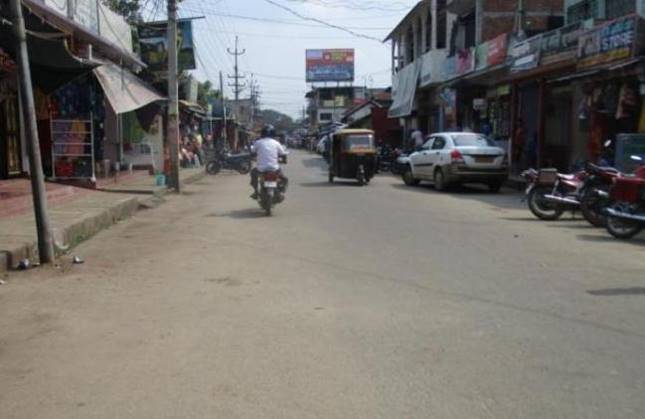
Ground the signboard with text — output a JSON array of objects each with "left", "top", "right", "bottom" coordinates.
[
  {"left": 578, "top": 16, "right": 643, "bottom": 69},
  {"left": 305, "top": 49, "right": 355, "bottom": 82},
  {"left": 510, "top": 35, "right": 542, "bottom": 72},
  {"left": 139, "top": 20, "right": 196, "bottom": 72}
]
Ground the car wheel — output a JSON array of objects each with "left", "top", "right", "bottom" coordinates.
[
  {"left": 434, "top": 169, "right": 447, "bottom": 191},
  {"left": 402, "top": 167, "right": 420, "bottom": 186}
]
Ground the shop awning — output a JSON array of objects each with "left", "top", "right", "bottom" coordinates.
[
  {"left": 388, "top": 62, "right": 420, "bottom": 118},
  {"left": 179, "top": 100, "right": 206, "bottom": 118},
  {"left": 0, "top": 24, "right": 98, "bottom": 93},
  {"left": 93, "top": 62, "right": 165, "bottom": 114}
]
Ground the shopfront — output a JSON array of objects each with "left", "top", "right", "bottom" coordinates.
[{"left": 0, "top": 50, "right": 21, "bottom": 179}]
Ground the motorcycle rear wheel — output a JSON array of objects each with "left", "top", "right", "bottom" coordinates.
[
  {"left": 206, "top": 161, "right": 221, "bottom": 175},
  {"left": 528, "top": 186, "right": 564, "bottom": 220},
  {"left": 580, "top": 188, "right": 608, "bottom": 227},
  {"left": 606, "top": 215, "right": 642, "bottom": 239}
]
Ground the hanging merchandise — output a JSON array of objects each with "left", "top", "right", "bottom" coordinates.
[{"left": 616, "top": 84, "right": 638, "bottom": 120}]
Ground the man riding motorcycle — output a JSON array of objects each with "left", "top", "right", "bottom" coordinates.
[{"left": 250, "top": 124, "right": 288, "bottom": 199}]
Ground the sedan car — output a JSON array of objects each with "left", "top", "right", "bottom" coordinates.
[{"left": 403, "top": 132, "right": 508, "bottom": 192}]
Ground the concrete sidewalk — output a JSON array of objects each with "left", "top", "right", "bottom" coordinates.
[{"left": 0, "top": 168, "right": 206, "bottom": 272}]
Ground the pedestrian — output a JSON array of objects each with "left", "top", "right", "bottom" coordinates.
[{"left": 411, "top": 129, "right": 424, "bottom": 150}]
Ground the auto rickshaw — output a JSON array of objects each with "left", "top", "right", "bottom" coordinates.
[{"left": 328, "top": 129, "right": 377, "bottom": 186}]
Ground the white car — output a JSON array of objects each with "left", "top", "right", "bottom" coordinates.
[{"left": 402, "top": 132, "right": 508, "bottom": 192}]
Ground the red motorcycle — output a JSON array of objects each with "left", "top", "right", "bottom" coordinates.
[
  {"left": 604, "top": 156, "right": 645, "bottom": 239},
  {"left": 521, "top": 168, "right": 587, "bottom": 221},
  {"left": 579, "top": 162, "right": 623, "bottom": 227}
]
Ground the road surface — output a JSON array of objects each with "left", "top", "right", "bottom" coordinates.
[{"left": 1, "top": 151, "right": 645, "bottom": 418}]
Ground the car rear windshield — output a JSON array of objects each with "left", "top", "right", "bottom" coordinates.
[
  {"left": 344, "top": 135, "right": 373, "bottom": 150},
  {"left": 451, "top": 134, "right": 496, "bottom": 147}
]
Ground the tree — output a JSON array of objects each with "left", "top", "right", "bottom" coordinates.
[
  {"left": 102, "top": 0, "right": 142, "bottom": 23},
  {"left": 260, "top": 109, "right": 295, "bottom": 133},
  {"left": 197, "top": 80, "right": 221, "bottom": 108}
]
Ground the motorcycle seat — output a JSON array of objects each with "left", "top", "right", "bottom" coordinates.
[{"left": 558, "top": 173, "right": 576, "bottom": 181}]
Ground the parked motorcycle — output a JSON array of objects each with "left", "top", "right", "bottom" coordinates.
[
  {"left": 205, "top": 147, "right": 252, "bottom": 175},
  {"left": 579, "top": 162, "right": 622, "bottom": 227},
  {"left": 604, "top": 156, "right": 645, "bottom": 239},
  {"left": 521, "top": 168, "right": 586, "bottom": 221}
]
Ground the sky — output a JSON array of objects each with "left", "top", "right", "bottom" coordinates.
[{"left": 144, "top": 0, "right": 419, "bottom": 119}]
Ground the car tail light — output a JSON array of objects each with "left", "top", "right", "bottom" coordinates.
[{"left": 450, "top": 149, "right": 465, "bottom": 164}]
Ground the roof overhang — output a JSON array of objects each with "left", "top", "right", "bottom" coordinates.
[
  {"left": 384, "top": 0, "right": 429, "bottom": 42},
  {"left": 22, "top": 0, "right": 145, "bottom": 72}
]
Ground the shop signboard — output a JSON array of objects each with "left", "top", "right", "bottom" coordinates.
[
  {"left": 474, "top": 43, "right": 488, "bottom": 71},
  {"left": 540, "top": 22, "right": 582, "bottom": 65},
  {"left": 456, "top": 48, "right": 474, "bottom": 76},
  {"left": 305, "top": 49, "right": 355, "bottom": 82},
  {"left": 139, "top": 20, "right": 196, "bottom": 72},
  {"left": 509, "top": 35, "right": 542, "bottom": 72},
  {"left": 72, "top": 0, "right": 99, "bottom": 33},
  {"left": 578, "top": 16, "right": 643, "bottom": 69},
  {"left": 486, "top": 33, "right": 508, "bottom": 67},
  {"left": 441, "top": 55, "right": 457, "bottom": 81}
]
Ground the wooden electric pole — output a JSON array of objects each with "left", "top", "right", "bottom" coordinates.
[
  {"left": 167, "top": 0, "right": 181, "bottom": 192},
  {"left": 9, "top": 0, "right": 54, "bottom": 264}
]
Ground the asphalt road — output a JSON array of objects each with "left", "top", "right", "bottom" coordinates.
[{"left": 2, "top": 151, "right": 645, "bottom": 418}]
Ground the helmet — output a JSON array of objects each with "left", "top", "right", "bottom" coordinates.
[{"left": 261, "top": 124, "right": 276, "bottom": 138}]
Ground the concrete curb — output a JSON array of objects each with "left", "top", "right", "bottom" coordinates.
[
  {"left": 0, "top": 170, "right": 208, "bottom": 272},
  {"left": 0, "top": 197, "right": 141, "bottom": 272}
]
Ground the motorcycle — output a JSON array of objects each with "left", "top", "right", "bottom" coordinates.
[
  {"left": 604, "top": 156, "right": 645, "bottom": 239},
  {"left": 579, "top": 162, "right": 622, "bottom": 227},
  {"left": 521, "top": 168, "right": 586, "bottom": 221},
  {"left": 205, "top": 147, "right": 252, "bottom": 175},
  {"left": 255, "top": 155, "right": 288, "bottom": 216}
]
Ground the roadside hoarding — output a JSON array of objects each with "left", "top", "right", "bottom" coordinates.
[
  {"left": 139, "top": 20, "right": 196, "bottom": 72},
  {"left": 306, "top": 49, "right": 354, "bottom": 82},
  {"left": 578, "top": 16, "right": 644, "bottom": 69}
]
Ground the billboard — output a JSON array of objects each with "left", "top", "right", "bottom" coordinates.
[
  {"left": 139, "top": 20, "right": 196, "bottom": 72},
  {"left": 306, "top": 49, "right": 354, "bottom": 82}
]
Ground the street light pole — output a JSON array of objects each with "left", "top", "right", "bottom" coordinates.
[
  {"left": 167, "top": 0, "right": 181, "bottom": 192},
  {"left": 9, "top": 0, "right": 54, "bottom": 264}
]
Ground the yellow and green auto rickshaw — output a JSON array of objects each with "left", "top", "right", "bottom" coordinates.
[{"left": 328, "top": 129, "right": 377, "bottom": 186}]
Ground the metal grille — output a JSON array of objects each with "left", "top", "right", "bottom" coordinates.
[{"left": 606, "top": 0, "right": 636, "bottom": 20}]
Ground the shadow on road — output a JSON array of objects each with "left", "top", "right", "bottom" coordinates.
[
  {"left": 390, "top": 183, "right": 524, "bottom": 210},
  {"left": 208, "top": 208, "right": 267, "bottom": 219},
  {"left": 576, "top": 233, "right": 645, "bottom": 246},
  {"left": 588, "top": 287, "right": 645, "bottom": 296},
  {"left": 300, "top": 181, "right": 362, "bottom": 188}
]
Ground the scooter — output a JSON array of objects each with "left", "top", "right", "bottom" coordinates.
[{"left": 604, "top": 156, "right": 645, "bottom": 239}]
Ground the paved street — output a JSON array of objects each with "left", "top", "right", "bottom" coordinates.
[{"left": 1, "top": 150, "right": 645, "bottom": 418}]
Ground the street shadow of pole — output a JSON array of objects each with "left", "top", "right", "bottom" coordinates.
[
  {"left": 587, "top": 287, "right": 645, "bottom": 296},
  {"left": 206, "top": 208, "right": 268, "bottom": 219},
  {"left": 390, "top": 183, "right": 525, "bottom": 211},
  {"left": 577, "top": 234, "right": 645, "bottom": 247}
]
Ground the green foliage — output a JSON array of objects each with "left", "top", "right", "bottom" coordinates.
[
  {"left": 260, "top": 109, "right": 295, "bottom": 133},
  {"left": 102, "top": 0, "right": 142, "bottom": 23}
]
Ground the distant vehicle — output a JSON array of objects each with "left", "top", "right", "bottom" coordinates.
[{"left": 402, "top": 132, "right": 508, "bottom": 192}]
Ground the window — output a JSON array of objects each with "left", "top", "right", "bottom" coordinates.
[
  {"left": 320, "top": 113, "right": 332, "bottom": 121},
  {"left": 343, "top": 135, "right": 374, "bottom": 151},
  {"left": 566, "top": 0, "right": 597, "bottom": 24},
  {"left": 606, "top": 0, "right": 635, "bottom": 20},
  {"left": 416, "top": 18, "right": 424, "bottom": 58},
  {"left": 451, "top": 134, "right": 496, "bottom": 147},
  {"left": 422, "top": 138, "right": 433, "bottom": 149},
  {"left": 406, "top": 26, "right": 414, "bottom": 64},
  {"left": 426, "top": 11, "right": 433, "bottom": 51},
  {"left": 431, "top": 137, "right": 446, "bottom": 150},
  {"left": 436, "top": 0, "right": 447, "bottom": 49}
]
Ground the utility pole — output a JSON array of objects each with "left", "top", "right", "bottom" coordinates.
[
  {"left": 219, "top": 71, "right": 228, "bottom": 146},
  {"left": 167, "top": 0, "right": 180, "bottom": 192},
  {"left": 227, "top": 36, "right": 246, "bottom": 111},
  {"left": 9, "top": 0, "right": 54, "bottom": 264}
]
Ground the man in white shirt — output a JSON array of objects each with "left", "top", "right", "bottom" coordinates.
[
  {"left": 250, "top": 125, "right": 288, "bottom": 199},
  {"left": 411, "top": 129, "right": 424, "bottom": 150}
]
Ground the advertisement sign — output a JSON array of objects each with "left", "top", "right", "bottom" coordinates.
[
  {"left": 73, "top": 0, "right": 99, "bottom": 33},
  {"left": 510, "top": 35, "right": 542, "bottom": 72},
  {"left": 540, "top": 22, "right": 582, "bottom": 64},
  {"left": 305, "top": 49, "right": 355, "bottom": 82},
  {"left": 486, "top": 33, "right": 508, "bottom": 67},
  {"left": 139, "top": 20, "right": 196, "bottom": 72},
  {"left": 441, "top": 55, "right": 457, "bottom": 80},
  {"left": 578, "top": 16, "right": 642, "bottom": 69},
  {"left": 456, "top": 48, "right": 474, "bottom": 75},
  {"left": 389, "top": 61, "right": 420, "bottom": 118},
  {"left": 474, "top": 43, "right": 488, "bottom": 71}
]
